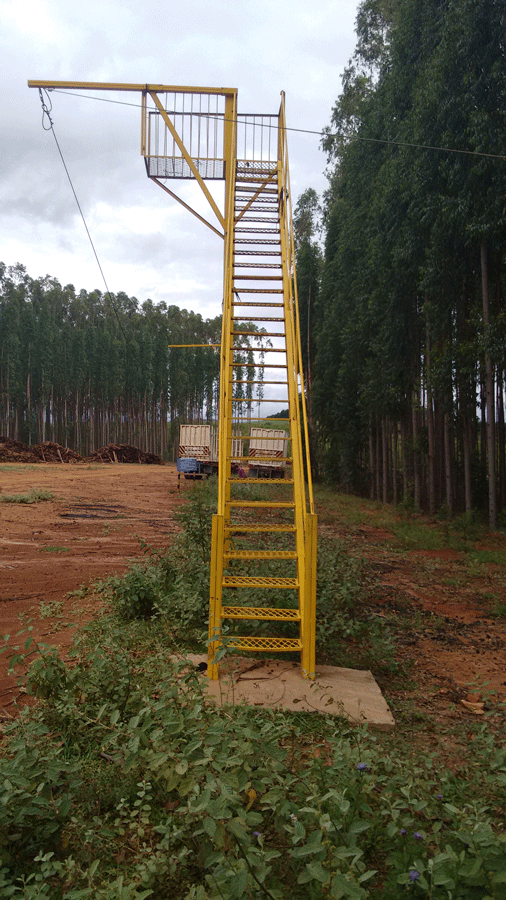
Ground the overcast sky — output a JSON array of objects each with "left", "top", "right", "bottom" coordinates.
[{"left": 1, "top": 0, "right": 359, "bottom": 318}]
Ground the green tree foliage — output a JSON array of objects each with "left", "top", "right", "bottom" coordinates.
[{"left": 311, "top": 0, "right": 506, "bottom": 524}]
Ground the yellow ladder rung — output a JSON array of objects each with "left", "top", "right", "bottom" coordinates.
[
  {"left": 226, "top": 636, "right": 302, "bottom": 652},
  {"left": 227, "top": 478, "right": 292, "bottom": 485},
  {"left": 223, "top": 550, "right": 297, "bottom": 560},
  {"left": 231, "top": 456, "right": 292, "bottom": 464},
  {"left": 222, "top": 606, "right": 300, "bottom": 620},
  {"left": 225, "top": 525, "right": 296, "bottom": 533},
  {"left": 228, "top": 500, "right": 294, "bottom": 508},
  {"left": 223, "top": 575, "right": 298, "bottom": 588}
]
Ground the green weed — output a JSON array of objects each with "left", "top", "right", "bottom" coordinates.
[
  {"left": 39, "top": 600, "right": 64, "bottom": 620},
  {"left": 0, "top": 488, "right": 54, "bottom": 504},
  {"left": 2, "top": 627, "right": 506, "bottom": 899},
  {"left": 38, "top": 545, "right": 70, "bottom": 553}
]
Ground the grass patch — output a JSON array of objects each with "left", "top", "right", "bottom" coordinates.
[
  {"left": 490, "top": 601, "right": 506, "bottom": 618},
  {"left": 38, "top": 545, "right": 70, "bottom": 553},
  {"left": 467, "top": 549, "right": 506, "bottom": 567},
  {"left": 0, "top": 465, "right": 39, "bottom": 472},
  {"left": 0, "top": 488, "right": 54, "bottom": 504}
]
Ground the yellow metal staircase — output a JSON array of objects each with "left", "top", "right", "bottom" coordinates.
[
  {"left": 27, "top": 80, "right": 317, "bottom": 680},
  {"left": 209, "top": 97, "right": 317, "bottom": 679}
]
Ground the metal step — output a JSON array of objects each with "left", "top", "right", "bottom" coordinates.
[
  {"left": 223, "top": 575, "right": 298, "bottom": 588},
  {"left": 225, "top": 636, "right": 303, "bottom": 651},
  {"left": 234, "top": 249, "right": 281, "bottom": 255},
  {"left": 227, "top": 477, "right": 292, "bottom": 485},
  {"left": 222, "top": 605, "right": 300, "bottom": 619},
  {"left": 235, "top": 227, "right": 280, "bottom": 234},
  {"left": 231, "top": 317, "right": 284, "bottom": 322},
  {"left": 233, "top": 288, "right": 284, "bottom": 293},
  {"left": 236, "top": 216, "right": 280, "bottom": 223},
  {"left": 234, "top": 265, "right": 282, "bottom": 270},
  {"left": 228, "top": 500, "right": 294, "bottom": 509},
  {"left": 223, "top": 549, "right": 297, "bottom": 560},
  {"left": 233, "top": 275, "right": 283, "bottom": 281},
  {"left": 225, "top": 524, "right": 295, "bottom": 533},
  {"left": 233, "top": 301, "right": 284, "bottom": 307}
]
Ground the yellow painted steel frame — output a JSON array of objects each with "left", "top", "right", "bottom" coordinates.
[
  {"left": 27, "top": 79, "right": 317, "bottom": 681},
  {"left": 277, "top": 93, "right": 317, "bottom": 679},
  {"left": 208, "top": 90, "right": 237, "bottom": 679}
]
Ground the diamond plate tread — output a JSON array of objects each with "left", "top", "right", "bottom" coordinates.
[
  {"left": 234, "top": 331, "right": 286, "bottom": 338},
  {"left": 228, "top": 500, "right": 294, "bottom": 508},
  {"left": 222, "top": 605, "right": 300, "bottom": 620},
  {"left": 237, "top": 217, "right": 280, "bottom": 222},
  {"left": 227, "top": 479, "right": 293, "bottom": 486},
  {"left": 233, "top": 301, "right": 284, "bottom": 307},
  {"left": 228, "top": 457, "right": 292, "bottom": 463},
  {"left": 227, "top": 636, "right": 302, "bottom": 651},
  {"left": 225, "top": 524, "right": 296, "bottom": 533},
  {"left": 223, "top": 549, "right": 297, "bottom": 560},
  {"left": 234, "top": 228, "right": 280, "bottom": 233},
  {"left": 223, "top": 575, "right": 298, "bottom": 588}
]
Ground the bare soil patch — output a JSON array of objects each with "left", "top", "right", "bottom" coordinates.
[
  {"left": 0, "top": 462, "right": 186, "bottom": 712},
  {"left": 321, "top": 504, "right": 506, "bottom": 735}
]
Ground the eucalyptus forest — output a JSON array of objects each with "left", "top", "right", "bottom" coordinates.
[
  {"left": 296, "top": 0, "right": 506, "bottom": 529},
  {"left": 2, "top": 0, "right": 506, "bottom": 528},
  {"left": 0, "top": 262, "right": 222, "bottom": 459}
]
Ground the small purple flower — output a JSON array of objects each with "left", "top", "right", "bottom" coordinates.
[
  {"left": 436, "top": 794, "right": 443, "bottom": 800},
  {"left": 252, "top": 831, "right": 262, "bottom": 840},
  {"left": 399, "top": 828, "right": 407, "bottom": 835},
  {"left": 413, "top": 832, "right": 423, "bottom": 841},
  {"left": 409, "top": 870, "right": 420, "bottom": 882},
  {"left": 356, "top": 762, "right": 368, "bottom": 772}
]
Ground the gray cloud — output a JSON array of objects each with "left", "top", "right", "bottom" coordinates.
[{"left": 0, "top": 0, "right": 358, "bottom": 308}]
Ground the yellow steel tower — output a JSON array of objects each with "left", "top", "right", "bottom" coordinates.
[{"left": 28, "top": 82, "right": 317, "bottom": 678}]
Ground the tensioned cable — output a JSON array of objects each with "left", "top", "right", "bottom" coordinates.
[
  {"left": 48, "top": 87, "right": 506, "bottom": 163},
  {"left": 38, "top": 88, "right": 127, "bottom": 337}
]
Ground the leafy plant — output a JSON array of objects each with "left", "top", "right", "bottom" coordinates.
[{"left": 0, "top": 489, "right": 54, "bottom": 504}]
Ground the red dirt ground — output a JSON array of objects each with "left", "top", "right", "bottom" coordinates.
[
  {"left": 0, "top": 462, "right": 186, "bottom": 715},
  {"left": 0, "top": 464, "right": 505, "bottom": 729}
]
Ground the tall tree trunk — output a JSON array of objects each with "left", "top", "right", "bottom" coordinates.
[
  {"left": 426, "top": 326, "right": 436, "bottom": 516},
  {"left": 462, "top": 411, "right": 473, "bottom": 514},
  {"left": 375, "top": 419, "right": 381, "bottom": 501},
  {"left": 369, "top": 415, "right": 375, "bottom": 500},
  {"left": 444, "top": 411, "right": 453, "bottom": 516},
  {"left": 481, "top": 239, "right": 496, "bottom": 529},
  {"left": 382, "top": 417, "right": 388, "bottom": 503},
  {"left": 497, "top": 371, "right": 505, "bottom": 515},
  {"left": 401, "top": 418, "right": 409, "bottom": 501},
  {"left": 392, "top": 422, "right": 398, "bottom": 506},
  {"left": 412, "top": 397, "right": 421, "bottom": 509}
]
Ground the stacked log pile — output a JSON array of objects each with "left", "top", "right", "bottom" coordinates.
[
  {"left": 32, "top": 442, "right": 83, "bottom": 463},
  {"left": 87, "top": 444, "right": 162, "bottom": 464},
  {"left": 0, "top": 437, "right": 162, "bottom": 465}
]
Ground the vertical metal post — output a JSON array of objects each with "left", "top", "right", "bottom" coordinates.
[{"left": 208, "top": 513, "right": 224, "bottom": 679}]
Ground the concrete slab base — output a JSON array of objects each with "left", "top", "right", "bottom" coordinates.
[{"left": 179, "top": 655, "right": 395, "bottom": 731}]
